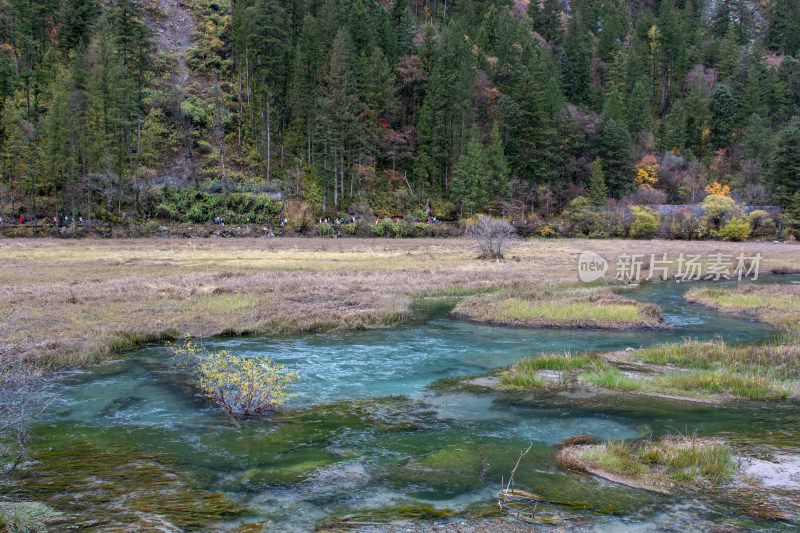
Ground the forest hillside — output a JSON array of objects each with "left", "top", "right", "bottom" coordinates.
[{"left": 2, "top": 0, "right": 800, "bottom": 237}]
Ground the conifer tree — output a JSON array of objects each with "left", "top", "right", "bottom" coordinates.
[
  {"left": 627, "top": 80, "right": 651, "bottom": 135},
  {"left": 533, "top": 0, "right": 563, "bottom": 44},
  {"left": 709, "top": 84, "right": 736, "bottom": 148},
  {"left": 587, "top": 158, "right": 609, "bottom": 207},
  {"left": 770, "top": 116, "right": 800, "bottom": 205},
  {"left": 317, "top": 28, "right": 361, "bottom": 207},
  {"left": 486, "top": 122, "right": 510, "bottom": 202},
  {"left": 599, "top": 119, "right": 634, "bottom": 197},
  {"left": 451, "top": 127, "right": 489, "bottom": 216},
  {"left": 602, "top": 88, "right": 626, "bottom": 127},
  {"left": 564, "top": 13, "right": 592, "bottom": 103}
]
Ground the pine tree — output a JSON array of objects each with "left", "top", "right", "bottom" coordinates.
[
  {"left": 599, "top": 118, "right": 634, "bottom": 197},
  {"left": 709, "top": 84, "right": 737, "bottom": 148},
  {"left": 564, "top": 13, "right": 592, "bottom": 103},
  {"left": 288, "top": 15, "right": 322, "bottom": 161},
  {"left": 596, "top": 0, "right": 627, "bottom": 62},
  {"left": 764, "top": 0, "right": 800, "bottom": 56},
  {"left": 396, "top": 6, "right": 416, "bottom": 55},
  {"left": 485, "top": 122, "right": 510, "bottom": 203},
  {"left": 417, "top": 62, "right": 450, "bottom": 194},
  {"left": 536, "top": 0, "right": 563, "bottom": 44},
  {"left": 451, "top": 127, "right": 489, "bottom": 216},
  {"left": 59, "top": 0, "right": 98, "bottom": 52},
  {"left": 317, "top": 28, "right": 362, "bottom": 207},
  {"left": 247, "top": 0, "right": 290, "bottom": 179},
  {"left": 627, "top": 80, "right": 650, "bottom": 135},
  {"left": 359, "top": 47, "right": 397, "bottom": 119},
  {"left": 602, "top": 88, "right": 626, "bottom": 126},
  {"left": 587, "top": 158, "right": 608, "bottom": 207},
  {"left": 769, "top": 116, "right": 800, "bottom": 205}
]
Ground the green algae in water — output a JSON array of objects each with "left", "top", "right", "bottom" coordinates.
[
  {"left": 237, "top": 448, "right": 348, "bottom": 489},
  {"left": 390, "top": 444, "right": 486, "bottom": 496},
  {"left": 10, "top": 441, "right": 241, "bottom": 530},
  {"left": 316, "top": 503, "right": 458, "bottom": 530}
]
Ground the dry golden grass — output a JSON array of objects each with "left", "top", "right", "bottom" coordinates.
[
  {"left": 686, "top": 284, "right": 800, "bottom": 329},
  {"left": 2, "top": 237, "right": 799, "bottom": 367}
]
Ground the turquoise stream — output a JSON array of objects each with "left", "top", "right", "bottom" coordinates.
[{"left": 30, "top": 279, "right": 800, "bottom": 531}]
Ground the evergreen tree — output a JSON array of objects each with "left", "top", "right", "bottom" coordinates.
[
  {"left": 485, "top": 122, "right": 510, "bottom": 203},
  {"left": 627, "top": 80, "right": 651, "bottom": 135},
  {"left": 769, "top": 116, "right": 800, "bottom": 205},
  {"left": 596, "top": 0, "right": 627, "bottom": 62},
  {"left": 602, "top": 88, "right": 626, "bottom": 126},
  {"left": 599, "top": 118, "right": 634, "bottom": 197},
  {"left": 59, "top": 0, "right": 98, "bottom": 52},
  {"left": 764, "top": 0, "right": 800, "bottom": 56},
  {"left": 317, "top": 28, "right": 362, "bottom": 207},
  {"left": 531, "top": 0, "right": 562, "bottom": 44},
  {"left": 451, "top": 127, "right": 489, "bottom": 216},
  {"left": 396, "top": 6, "right": 416, "bottom": 55},
  {"left": 587, "top": 158, "right": 608, "bottom": 207},
  {"left": 709, "top": 83, "right": 737, "bottom": 148},
  {"left": 247, "top": 0, "right": 290, "bottom": 179},
  {"left": 563, "top": 13, "right": 592, "bottom": 103},
  {"left": 359, "top": 47, "right": 397, "bottom": 119},
  {"left": 288, "top": 15, "right": 322, "bottom": 161},
  {"left": 417, "top": 62, "right": 450, "bottom": 194}
]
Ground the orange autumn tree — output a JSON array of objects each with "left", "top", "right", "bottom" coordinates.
[
  {"left": 636, "top": 155, "right": 659, "bottom": 185},
  {"left": 705, "top": 182, "right": 731, "bottom": 197}
]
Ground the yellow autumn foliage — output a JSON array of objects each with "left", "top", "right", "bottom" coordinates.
[
  {"left": 171, "top": 340, "right": 298, "bottom": 416},
  {"left": 635, "top": 155, "right": 659, "bottom": 185},
  {"left": 705, "top": 182, "right": 731, "bottom": 197}
]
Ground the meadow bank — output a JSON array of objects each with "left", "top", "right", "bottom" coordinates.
[{"left": 1, "top": 237, "right": 799, "bottom": 369}]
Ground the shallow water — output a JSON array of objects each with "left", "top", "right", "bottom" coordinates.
[{"left": 30, "top": 278, "right": 800, "bottom": 530}]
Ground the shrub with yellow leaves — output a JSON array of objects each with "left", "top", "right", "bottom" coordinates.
[
  {"left": 705, "top": 182, "right": 731, "bottom": 197},
  {"left": 171, "top": 340, "right": 298, "bottom": 416},
  {"left": 635, "top": 155, "right": 659, "bottom": 185}
]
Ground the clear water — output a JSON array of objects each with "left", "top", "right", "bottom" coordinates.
[{"left": 32, "top": 278, "right": 800, "bottom": 531}]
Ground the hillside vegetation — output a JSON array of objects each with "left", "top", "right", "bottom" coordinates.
[{"left": 2, "top": 0, "right": 800, "bottom": 235}]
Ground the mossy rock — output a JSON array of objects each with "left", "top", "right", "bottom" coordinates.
[
  {"left": 15, "top": 441, "right": 241, "bottom": 530},
  {"left": 291, "top": 396, "right": 442, "bottom": 432},
  {"left": 390, "top": 444, "right": 485, "bottom": 496},
  {"left": 316, "top": 504, "right": 457, "bottom": 529},
  {"left": 238, "top": 448, "right": 345, "bottom": 488}
]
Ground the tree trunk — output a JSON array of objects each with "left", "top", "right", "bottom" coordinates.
[
  {"left": 237, "top": 68, "right": 242, "bottom": 156},
  {"left": 296, "top": 157, "right": 301, "bottom": 196},
  {"left": 267, "top": 100, "right": 272, "bottom": 183},
  {"left": 340, "top": 150, "right": 345, "bottom": 205}
]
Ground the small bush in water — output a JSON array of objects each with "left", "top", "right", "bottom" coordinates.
[{"left": 172, "top": 340, "right": 298, "bottom": 416}]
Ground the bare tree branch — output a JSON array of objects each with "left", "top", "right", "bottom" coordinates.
[{"left": 465, "top": 215, "right": 517, "bottom": 259}]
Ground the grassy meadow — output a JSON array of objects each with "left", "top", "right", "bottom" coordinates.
[
  {"left": 1, "top": 237, "right": 799, "bottom": 368},
  {"left": 452, "top": 288, "right": 666, "bottom": 329},
  {"left": 556, "top": 435, "right": 737, "bottom": 493},
  {"left": 499, "top": 281, "right": 800, "bottom": 401},
  {"left": 686, "top": 284, "right": 800, "bottom": 330}
]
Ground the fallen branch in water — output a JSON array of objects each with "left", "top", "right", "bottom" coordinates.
[{"left": 498, "top": 439, "right": 538, "bottom": 521}]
